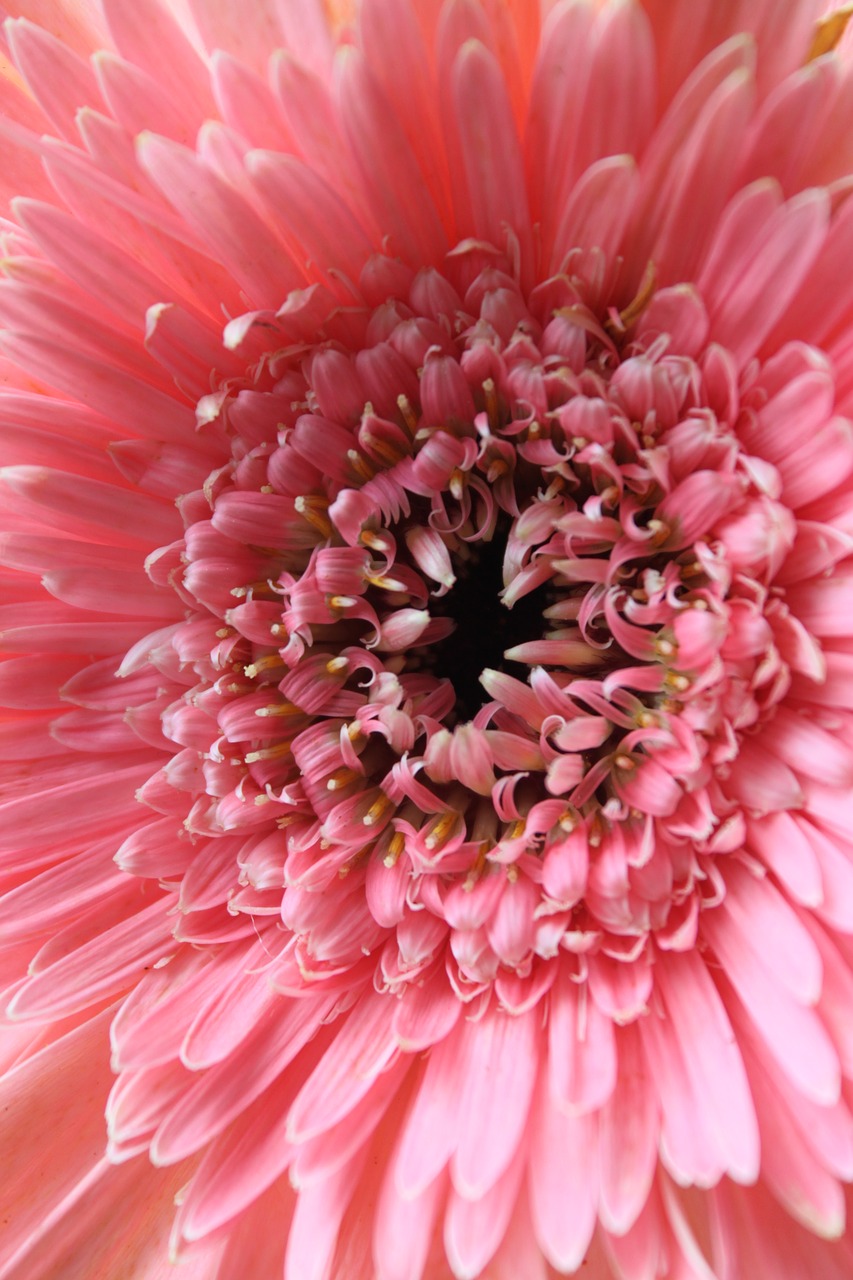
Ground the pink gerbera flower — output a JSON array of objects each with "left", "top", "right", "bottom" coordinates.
[{"left": 4, "top": 0, "right": 853, "bottom": 1276}]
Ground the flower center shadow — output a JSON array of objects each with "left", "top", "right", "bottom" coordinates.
[{"left": 423, "top": 517, "right": 550, "bottom": 724}]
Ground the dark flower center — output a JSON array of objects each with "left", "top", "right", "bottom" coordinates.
[{"left": 420, "top": 515, "right": 550, "bottom": 723}]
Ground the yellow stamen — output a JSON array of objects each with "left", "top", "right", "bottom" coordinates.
[
  {"left": 483, "top": 377, "right": 499, "bottom": 427},
  {"left": 294, "top": 495, "right": 332, "bottom": 538},
  {"left": 397, "top": 394, "right": 418, "bottom": 434},
  {"left": 255, "top": 701, "right": 301, "bottom": 717},
  {"left": 360, "top": 529, "right": 392, "bottom": 553},
  {"left": 588, "top": 814, "right": 605, "bottom": 847},
  {"left": 362, "top": 794, "right": 393, "bottom": 827},
  {"left": 361, "top": 434, "right": 408, "bottom": 468},
  {"left": 245, "top": 742, "right": 292, "bottom": 763},
  {"left": 327, "top": 767, "right": 358, "bottom": 791},
  {"left": 368, "top": 574, "right": 409, "bottom": 592},
  {"left": 808, "top": 5, "right": 853, "bottom": 60},
  {"left": 449, "top": 468, "right": 467, "bottom": 501},
  {"left": 383, "top": 831, "right": 406, "bottom": 867},
  {"left": 347, "top": 449, "right": 376, "bottom": 484},
  {"left": 647, "top": 518, "right": 670, "bottom": 547},
  {"left": 423, "top": 811, "right": 459, "bottom": 850},
  {"left": 244, "top": 654, "right": 285, "bottom": 678}
]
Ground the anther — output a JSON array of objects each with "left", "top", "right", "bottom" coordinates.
[
  {"left": 244, "top": 654, "right": 285, "bottom": 678},
  {"left": 347, "top": 449, "right": 376, "bottom": 484},
  {"left": 294, "top": 495, "right": 332, "bottom": 538},
  {"left": 483, "top": 377, "right": 499, "bottom": 426},
  {"left": 423, "top": 811, "right": 458, "bottom": 850},
  {"left": 245, "top": 742, "right": 292, "bottom": 763},
  {"left": 327, "top": 767, "right": 357, "bottom": 791},
  {"left": 360, "top": 529, "right": 393, "bottom": 554},
  {"left": 397, "top": 394, "right": 418, "bottom": 434},
  {"left": 363, "top": 794, "right": 392, "bottom": 827},
  {"left": 449, "top": 468, "right": 467, "bottom": 501},
  {"left": 383, "top": 831, "right": 405, "bottom": 867},
  {"left": 647, "top": 519, "right": 670, "bottom": 547}
]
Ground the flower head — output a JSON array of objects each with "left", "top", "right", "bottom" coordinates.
[{"left": 3, "top": 1, "right": 853, "bottom": 1277}]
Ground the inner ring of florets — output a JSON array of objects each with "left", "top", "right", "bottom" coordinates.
[{"left": 162, "top": 245, "right": 825, "bottom": 994}]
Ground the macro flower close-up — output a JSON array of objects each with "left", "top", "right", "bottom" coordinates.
[{"left": 5, "top": 0, "right": 853, "bottom": 1276}]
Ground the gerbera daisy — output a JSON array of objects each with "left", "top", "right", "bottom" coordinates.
[{"left": 3, "top": 1, "right": 853, "bottom": 1277}]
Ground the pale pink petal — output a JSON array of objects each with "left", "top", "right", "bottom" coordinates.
[
  {"left": 137, "top": 133, "right": 306, "bottom": 308},
  {"left": 445, "top": 1150, "right": 526, "bottom": 1280},
  {"left": 598, "top": 1023, "right": 659, "bottom": 1235},
  {"left": 528, "top": 1080, "right": 598, "bottom": 1273},
  {"left": 450, "top": 1005, "right": 538, "bottom": 1198},
  {"left": 548, "top": 964, "right": 617, "bottom": 1114},
  {"left": 703, "top": 909, "right": 841, "bottom": 1106},
  {"left": 6, "top": 18, "right": 104, "bottom": 139},
  {"left": 699, "top": 183, "right": 829, "bottom": 364},
  {"left": 0, "top": 5, "right": 852, "bottom": 1280}
]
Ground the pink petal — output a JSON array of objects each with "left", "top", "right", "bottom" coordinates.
[
  {"left": 137, "top": 133, "right": 305, "bottom": 308},
  {"left": 528, "top": 1081, "right": 598, "bottom": 1273},
  {"left": 703, "top": 908, "right": 841, "bottom": 1107},
  {"left": 445, "top": 1150, "right": 526, "bottom": 1280},
  {"left": 450, "top": 1006, "right": 538, "bottom": 1199},
  {"left": 699, "top": 183, "right": 829, "bottom": 365},
  {"left": 655, "top": 949, "right": 760, "bottom": 1184},
  {"left": 548, "top": 964, "right": 617, "bottom": 1114},
  {"left": 598, "top": 1023, "right": 659, "bottom": 1235},
  {"left": 451, "top": 39, "right": 532, "bottom": 275}
]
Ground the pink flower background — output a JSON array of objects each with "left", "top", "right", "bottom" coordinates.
[{"left": 2, "top": 1, "right": 853, "bottom": 1277}]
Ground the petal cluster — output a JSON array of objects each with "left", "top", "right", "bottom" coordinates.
[{"left": 2, "top": 3, "right": 853, "bottom": 1280}]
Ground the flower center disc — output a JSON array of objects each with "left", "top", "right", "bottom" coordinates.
[{"left": 159, "top": 243, "right": 824, "bottom": 999}]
